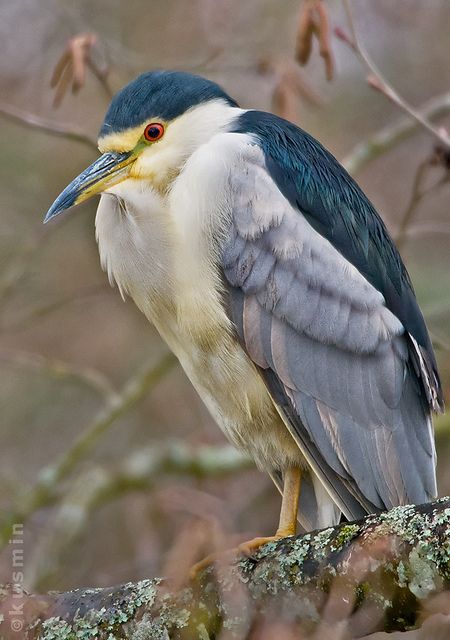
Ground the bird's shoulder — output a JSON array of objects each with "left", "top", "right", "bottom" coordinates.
[
  {"left": 229, "top": 109, "right": 442, "bottom": 408},
  {"left": 230, "top": 110, "right": 405, "bottom": 300}
]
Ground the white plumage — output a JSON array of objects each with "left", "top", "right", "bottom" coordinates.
[
  {"left": 94, "top": 102, "right": 436, "bottom": 528},
  {"left": 46, "top": 72, "right": 440, "bottom": 537}
]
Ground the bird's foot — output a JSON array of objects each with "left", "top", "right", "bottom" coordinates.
[
  {"left": 189, "top": 548, "right": 237, "bottom": 579},
  {"left": 190, "top": 530, "right": 293, "bottom": 579},
  {"left": 237, "top": 530, "right": 291, "bottom": 556}
]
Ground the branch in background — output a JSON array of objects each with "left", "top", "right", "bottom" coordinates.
[
  {"left": 337, "top": 0, "right": 450, "bottom": 150},
  {"left": 0, "top": 348, "right": 117, "bottom": 401},
  {"left": 431, "top": 332, "right": 450, "bottom": 356},
  {"left": 0, "top": 240, "right": 43, "bottom": 309},
  {"left": 0, "top": 353, "right": 177, "bottom": 547},
  {"left": 395, "top": 155, "right": 449, "bottom": 251},
  {"left": 258, "top": 55, "right": 323, "bottom": 123},
  {"left": 25, "top": 443, "right": 253, "bottom": 589},
  {"left": 341, "top": 91, "right": 450, "bottom": 175},
  {"left": 0, "top": 99, "right": 97, "bottom": 150},
  {"left": 0, "top": 285, "right": 109, "bottom": 334},
  {"left": 3, "top": 499, "right": 450, "bottom": 639},
  {"left": 407, "top": 222, "right": 450, "bottom": 239},
  {"left": 0, "top": 32, "right": 115, "bottom": 153}
]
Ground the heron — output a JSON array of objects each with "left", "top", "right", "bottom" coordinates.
[{"left": 45, "top": 70, "right": 443, "bottom": 551}]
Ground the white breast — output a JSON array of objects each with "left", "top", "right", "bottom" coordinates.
[
  {"left": 95, "top": 186, "right": 176, "bottom": 314},
  {"left": 94, "top": 133, "right": 300, "bottom": 471}
]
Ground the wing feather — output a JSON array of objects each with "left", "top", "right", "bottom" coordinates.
[{"left": 220, "top": 140, "right": 437, "bottom": 514}]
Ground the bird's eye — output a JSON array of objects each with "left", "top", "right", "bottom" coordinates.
[{"left": 144, "top": 123, "right": 165, "bottom": 142}]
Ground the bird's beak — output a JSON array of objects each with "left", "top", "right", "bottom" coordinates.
[{"left": 44, "top": 151, "right": 135, "bottom": 223}]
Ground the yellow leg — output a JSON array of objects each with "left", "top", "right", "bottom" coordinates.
[
  {"left": 238, "top": 466, "right": 302, "bottom": 555},
  {"left": 276, "top": 465, "right": 302, "bottom": 536},
  {"left": 190, "top": 467, "right": 302, "bottom": 577}
]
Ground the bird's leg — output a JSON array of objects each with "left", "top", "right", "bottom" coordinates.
[
  {"left": 238, "top": 466, "right": 301, "bottom": 555},
  {"left": 189, "top": 467, "right": 302, "bottom": 577},
  {"left": 276, "top": 465, "right": 302, "bottom": 536}
]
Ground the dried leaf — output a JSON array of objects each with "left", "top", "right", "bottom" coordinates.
[
  {"left": 315, "top": 0, "right": 334, "bottom": 80},
  {"left": 280, "top": 60, "right": 323, "bottom": 106},
  {"left": 263, "top": 57, "right": 322, "bottom": 122},
  {"left": 50, "top": 48, "right": 70, "bottom": 89},
  {"left": 50, "top": 33, "right": 100, "bottom": 108},
  {"left": 272, "top": 75, "right": 300, "bottom": 122},
  {"left": 51, "top": 58, "right": 73, "bottom": 109},
  {"left": 295, "top": 2, "right": 315, "bottom": 65},
  {"left": 257, "top": 55, "right": 276, "bottom": 75},
  {"left": 295, "top": 1, "right": 334, "bottom": 81}
]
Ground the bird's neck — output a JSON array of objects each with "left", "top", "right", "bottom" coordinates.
[
  {"left": 95, "top": 176, "right": 234, "bottom": 364},
  {"left": 95, "top": 127, "right": 247, "bottom": 355},
  {"left": 95, "top": 187, "right": 178, "bottom": 322}
]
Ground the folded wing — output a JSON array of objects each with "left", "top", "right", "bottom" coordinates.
[{"left": 220, "top": 140, "right": 438, "bottom": 516}]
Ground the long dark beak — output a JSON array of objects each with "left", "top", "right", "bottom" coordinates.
[{"left": 44, "top": 151, "right": 134, "bottom": 223}]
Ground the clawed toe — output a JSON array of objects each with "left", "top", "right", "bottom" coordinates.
[
  {"left": 237, "top": 535, "right": 283, "bottom": 556},
  {"left": 189, "top": 548, "right": 237, "bottom": 579}
]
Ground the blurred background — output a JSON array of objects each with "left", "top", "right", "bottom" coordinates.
[{"left": 0, "top": 0, "right": 448, "bottom": 594}]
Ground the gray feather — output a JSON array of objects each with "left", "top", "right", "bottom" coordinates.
[{"left": 220, "top": 143, "right": 437, "bottom": 516}]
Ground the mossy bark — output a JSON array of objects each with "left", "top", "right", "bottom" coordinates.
[{"left": 2, "top": 499, "right": 450, "bottom": 639}]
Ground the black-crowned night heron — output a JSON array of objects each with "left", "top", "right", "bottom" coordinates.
[{"left": 46, "top": 70, "right": 443, "bottom": 551}]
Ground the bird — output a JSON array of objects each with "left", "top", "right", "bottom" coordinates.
[{"left": 45, "top": 70, "right": 443, "bottom": 550}]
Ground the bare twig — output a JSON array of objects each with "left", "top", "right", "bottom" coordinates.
[
  {"left": 0, "top": 100, "right": 97, "bottom": 150},
  {"left": 0, "top": 285, "right": 109, "bottom": 333},
  {"left": 0, "top": 239, "right": 44, "bottom": 308},
  {"left": 0, "top": 348, "right": 117, "bottom": 400},
  {"left": 338, "top": 0, "right": 450, "bottom": 150},
  {"left": 395, "top": 160, "right": 449, "bottom": 251},
  {"left": 87, "top": 58, "right": 114, "bottom": 100},
  {"left": 35, "top": 352, "right": 176, "bottom": 487},
  {"left": 26, "top": 443, "right": 252, "bottom": 588},
  {"left": 258, "top": 55, "right": 322, "bottom": 122},
  {"left": 0, "top": 352, "right": 177, "bottom": 546},
  {"left": 341, "top": 92, "right": 450, "bottom": 175},
  {"left": 430, "top": 331, "right": 450, "bottom": 354},
  {"left": 407, "top": 222, "right": 450, "bottom": 238},
  {"left": 395, "top": 159, "right": 432, "bottom": 251}
]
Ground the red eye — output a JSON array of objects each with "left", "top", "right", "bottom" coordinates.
[{"left": 144, "top": 123, "right": 164, "bottom": 142}]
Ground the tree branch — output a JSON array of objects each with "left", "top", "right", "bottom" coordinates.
[
  {"left": 25, "top": 443, "right": 253, "bottom": 589},
  {"left": 395, "top": 159, "right": 449, "bottom": 251},
  {"left": 2, "top": 499, "right": 450, "bottom": 639},
  {"left": 341, "top": 91, "right": 450, "bottom": 175},
  {"left": 0, "top": 100, "right": 97, "bottom": 150},
  {"left": 0, "top": 348, "right": 116, "bottom": 401},
  {"left": 0, "top": 353, "right": 177, "bottom": 547},
  {"left": 339, "top": 1, "right": 450, "bottom": 151}
]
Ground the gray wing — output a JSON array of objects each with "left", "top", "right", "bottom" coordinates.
[{"left": 220, "top": 144, "right": 437, "bottom": 516}]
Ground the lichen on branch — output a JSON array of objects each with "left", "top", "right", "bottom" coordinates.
[{"left": 2, "top": 499, "right": 450, "bottom": 639}]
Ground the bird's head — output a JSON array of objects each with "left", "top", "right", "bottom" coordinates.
[{"left": 45, "top": 70, "right": 239, "bottom": 222}]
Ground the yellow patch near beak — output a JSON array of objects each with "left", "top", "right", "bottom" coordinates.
[{"left": 98, "top": 125, "right": 147, "bottom": 154}]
